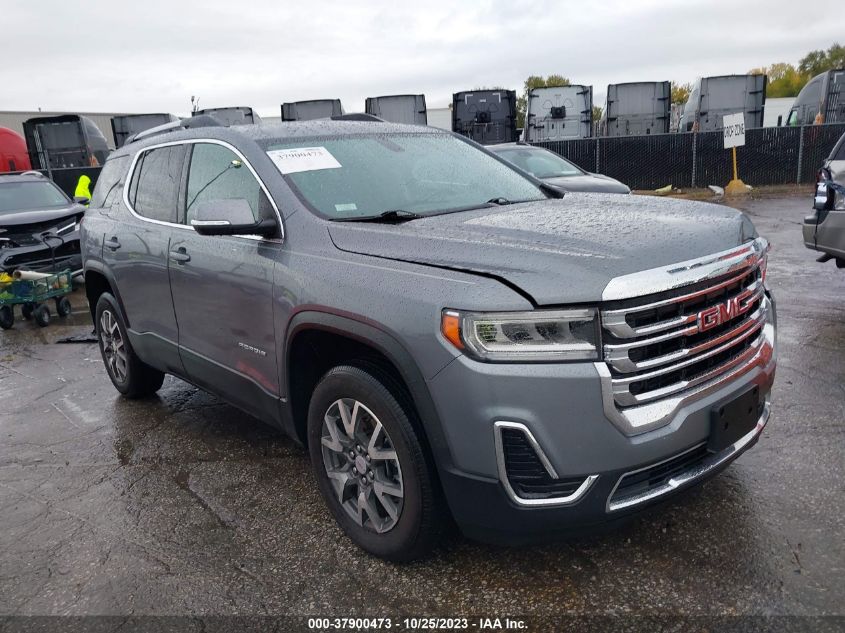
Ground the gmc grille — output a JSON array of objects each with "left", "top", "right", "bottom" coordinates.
[{"left": 601, "top": 256, "right": 770, "bottom": 411}]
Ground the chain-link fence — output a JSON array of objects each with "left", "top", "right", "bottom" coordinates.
[{"left": 534, "top": 123, "right": 845, "bottom": 190}]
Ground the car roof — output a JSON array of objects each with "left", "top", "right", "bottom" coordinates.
[
  {"left": 111, "top": 120, "right": 448, "bottom": 159},
  {"left": 0, "top": 171, "right": 51, "bottom": 184},
  {"left": 240, "top": 120, "right": 444, "bottom": 141},
  {"left": 487, "top": 143, "right": 540, "bottom": 151}
]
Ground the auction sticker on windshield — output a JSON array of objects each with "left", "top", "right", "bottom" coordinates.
[{"left": 267, "top": 147, "right": 342, "bottom": 174}]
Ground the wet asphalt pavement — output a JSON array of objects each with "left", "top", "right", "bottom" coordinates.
[{"left": 0, "top": 194, "right": 842, "bottom": 623}]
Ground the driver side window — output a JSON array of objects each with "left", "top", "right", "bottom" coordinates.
[{"left": 185, "top": 143, "right": 272, "bottom": 225}]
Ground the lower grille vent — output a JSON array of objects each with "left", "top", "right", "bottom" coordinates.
[
  {"left": 611, "top": 444, "right": 710, "bottom": 502},
  {"left": 500, "top": 427, "right": 586, "bottom": 499}
]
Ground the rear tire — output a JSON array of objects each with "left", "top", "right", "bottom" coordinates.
[
  {"left": 95, "top": 293, "right": 164, "bottom": 398},
  {"left": 0, "top": 306, "right": 13, "bottom": 330},
  {"left": 307, "top": 364, "right": 441, "bottom": 562}
]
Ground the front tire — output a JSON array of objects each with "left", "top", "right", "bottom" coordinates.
[
  {"left": 34, "top": 305, "right": 50, "bottom": 327},
  {"left": 95, "top": 293, "right": 164, "bottom": 398},
  {"left": 56, "top": 296, "right": 72, "bottom": 317},
  {"left": 307, "top": 365, "right": 441, "bottom": 562}
]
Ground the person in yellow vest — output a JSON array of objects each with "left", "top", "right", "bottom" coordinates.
[{"left": 74, "top": 174, "right": 92, "bottom": 206}]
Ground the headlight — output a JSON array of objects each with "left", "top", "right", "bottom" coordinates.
[
  {"left": 56, "top": 219, "right": 79, "bottom": 236},
  {"left": 441, "top": 308, "right": 601, "bottom": 362}
]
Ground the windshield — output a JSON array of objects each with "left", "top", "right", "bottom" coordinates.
[
  {"left": 494, "top": 147, "right": 583, "bottom": 179},
  {"left": 263, "top": 133, "right": 546, "bottom": 219},
  {"left": 0, "top": 180, "right": 69, "bottom": 214}
]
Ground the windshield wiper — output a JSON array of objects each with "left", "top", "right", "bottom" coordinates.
[{"left": 334, "top": 210, "right": 423, "bottom": 223}]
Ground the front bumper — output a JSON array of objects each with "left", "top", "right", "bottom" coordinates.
[
  {"left": 0, "top": 234, "right": 82, "bottom": 274},
  {"left": 427, "top": 308, "right": 777, "bottom": 544}
]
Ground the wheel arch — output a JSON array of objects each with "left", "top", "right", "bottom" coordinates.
[
  {"left": 83, "top": 264, "right": 128, "bottom": 327},
  {"left": 284, "top": 310, "right": 455, "bottom": 473}
]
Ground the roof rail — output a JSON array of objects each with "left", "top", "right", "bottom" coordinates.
[
  {"left": 20, "top": 170, "right": 46, "bottom": 177},
  {"left": 330, "top": 113, "right": 384, "bottom": 122},
  {"left": 125, "top": 114, "right": 224, "bottom": 145}
]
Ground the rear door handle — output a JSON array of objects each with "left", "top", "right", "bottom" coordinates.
[
  {"left": 104, "top": 237, "right": 121, "bottom": 251},
  {"left": 169, "top": 247, "right": 190, "bottom": 264}
]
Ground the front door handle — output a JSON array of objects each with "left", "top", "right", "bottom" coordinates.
[
  {"left": 169, "top": 247, "right": 191, "bottom": 264},
  {"left": 104, "top": 237, "right": 121, "bottom": 251}
]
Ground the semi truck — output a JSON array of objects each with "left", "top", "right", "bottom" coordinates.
[
  {"left": 452, "top": 90, "right": 518, "bottom": 145},
  {"left": 600, "top": 81, "right": 670, "bottom": 137},
  {"left": 679, "top": 74, "right": 766, "bottom": 133},
  {"left": 0, "top": 127, "right": 31, "bottom": 173},
  {"left": 365, "top": 95, "right": 427, "bottom": 125},
  {"left": 22, "top": 114, "right": 110, "bottom": 169},
  {"left": 193, "top": 107, "right": 261, "bottom": 125},
  {"left": 786, "top": 68, "right": 845, "bottom": 126},
  {"left": 111, "top": 114, "right": 180, "bottom": 148},
  {"left": 523, "top": 85, "right": 593, "bottom": 142},
  {"left": 281, "top": 100, "right": 344, "bottom": 121}
]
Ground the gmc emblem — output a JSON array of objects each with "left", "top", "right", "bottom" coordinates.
[{"left": 697, "top": 288, "right": 755, "bottom": 333}]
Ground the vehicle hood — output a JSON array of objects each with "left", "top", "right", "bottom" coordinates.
[
  {"left": 327, "top": 194, "right": 757, "bottom": 304},
  {"left": 0, "top": 205, "right": 83, "bottom": 229},
  {"left": 543, "top": 173, "right": 631, "bottom": 194}
]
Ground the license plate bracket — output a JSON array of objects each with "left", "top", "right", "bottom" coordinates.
[{"left": 708, "top": 385, "right": 761, "bottom": 453}]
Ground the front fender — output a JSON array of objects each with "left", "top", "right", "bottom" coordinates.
[{"left": 283, "top": 309, "right": 457, "bottom": 472}]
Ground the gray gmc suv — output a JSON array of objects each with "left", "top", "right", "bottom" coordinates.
[{"left": 81, "top": 118, "right": 777, "bottom": 561}]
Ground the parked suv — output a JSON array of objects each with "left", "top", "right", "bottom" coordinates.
[
  {"left": 0, "top": 171, "right": 86, "bottom": 274},
  {"left": 805, "top": 131, "right": 845, "bottom": 268},
  {"left": 82, "top": 119, "right": 777, "bottom": 561}
]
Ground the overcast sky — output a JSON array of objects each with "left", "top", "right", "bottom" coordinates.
[{"left": 3, "top": 0, "right": 840, "bottom": 117}]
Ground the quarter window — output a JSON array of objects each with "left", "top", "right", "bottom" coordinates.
[
  {"left": 90, "top": 155, "right": 129, "bottom": 209},
  {"left": 186, "top": 143, "right": 269, "bottom": 224},
  {"left": 126, "top": 145, "right": 187, "bottom": 223}
]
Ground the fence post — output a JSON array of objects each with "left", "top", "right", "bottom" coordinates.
[
  {"left": 595, "top": 137, "right": 600, "bottom": 173},
  {"left": 796, "top": 126, "right": 804, "bottom": 184},
  {"left": 691, "top": 132, "right": 697, "bottom": 189}
]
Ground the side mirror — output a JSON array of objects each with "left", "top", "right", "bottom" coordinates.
[
  {"left": 190, "top": 198, "right": 277, "bottom": 237},
  {"left": 74, "top": 196, "right": 90, "bottom": 206},
  {"left": 540, "top": 182, "right": 567, "bottom": 198}
]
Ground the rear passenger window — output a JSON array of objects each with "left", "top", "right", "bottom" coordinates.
[
  {"left": 126, "top": 145, "right": 187, "bottom": 222},
  {"left": 90, "top": 155, "right": 129, "bottom": 209},
  {"left": 186, "top": 143, "right": 271, "bottom": 224}
]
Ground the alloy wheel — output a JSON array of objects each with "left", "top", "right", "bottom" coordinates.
[
  {"left": 99, "top": 309, "right": 127, "bottom": 383},
  {"left": 320, "top": 398, "right": 404, "bottom": 533}
]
